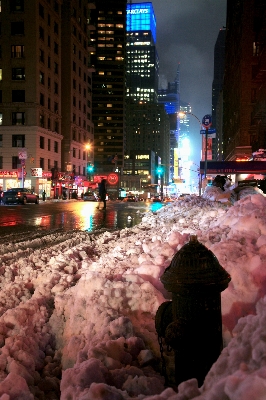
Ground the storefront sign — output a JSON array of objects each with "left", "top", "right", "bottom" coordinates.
[
  {"left": 31, "top": 168, "right": 42, "bottom": 177},
  {"left": 0, "top": 170, "right": 18, "bottom": 177},
  {"left": 42, "top": 172, "right": 52, "bottom": 178}
]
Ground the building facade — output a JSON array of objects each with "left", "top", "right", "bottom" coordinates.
[
  {"left": 0, "top": 0, "right": 94, "bottom": 198},
  {"left": 212, "top": 29, "right": 225, "bottom": 161},
  {"left": 126, "top": 102, "right": 170, "bottom": 184},
  {"left": 61, "top": 0, "right": 94, "bottom": 194},
  {"left": 158, "top": 65, "right": 180, "bottom": 180},
  {"left": 90, "top": 0, "right": 127, "bottom": 174},
  {"left": 223, "top": 0, "right": 266, "bottom": 160}
]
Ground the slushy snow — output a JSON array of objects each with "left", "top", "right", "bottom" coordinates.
[{"left": 0, "top": 190, "right": 266, "bottom": 399}]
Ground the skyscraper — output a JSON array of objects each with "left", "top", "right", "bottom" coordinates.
[
  {"left": 90, "top": 0, "right": 127, "bottom": 174},
  {"left": 158, "top": 65, "right": 180, "bottom": 180},
  {"left": 125, "top": 2, "right": 170, "bottom": 186},
  {"left": 126, "top": 2, "right": 159, "bottom": 103}
]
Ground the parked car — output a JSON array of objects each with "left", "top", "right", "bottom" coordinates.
[
  {"left": 2, "top": 188, "right": 39, "bottom": 205},
  {"left": 83, "top": 191, "right": 98, "bottom": 201},
  {"left": 123, "top": 195, "right": 138, "bottom": 202},
  {"left": 152, "top": 197, "right": 161, "bottom": 202}
]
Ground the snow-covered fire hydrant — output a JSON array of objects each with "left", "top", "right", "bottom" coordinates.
[{"left": 155, "top": 235, "right": 231, "bottom": 387}]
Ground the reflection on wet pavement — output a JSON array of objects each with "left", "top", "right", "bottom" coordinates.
[{"left": 0, "top": 201, "right": 165, "bottom": 233}]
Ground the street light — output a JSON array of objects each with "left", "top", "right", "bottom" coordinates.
[{"left": 178, "top": 111, "right": 202, "bottom": 127}]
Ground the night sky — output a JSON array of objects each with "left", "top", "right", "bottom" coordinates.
[{"left": 131, "top": 0, "right": 227, "bottom": 165}]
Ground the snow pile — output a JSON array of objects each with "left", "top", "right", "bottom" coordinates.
[{"left": 0, "top": 194, "right": 266, "bottom": 399}]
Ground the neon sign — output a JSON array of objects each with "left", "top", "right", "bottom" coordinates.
[
  {"left": 0, "top": 171, "right": 18, "bottom": 177},
  {"left": 127, "top": 9, "right": 149, "bottom": 14}
]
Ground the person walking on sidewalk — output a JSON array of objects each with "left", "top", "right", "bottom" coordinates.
[{"left": 97, "top": 178, "right": 107, "bottom": 209}]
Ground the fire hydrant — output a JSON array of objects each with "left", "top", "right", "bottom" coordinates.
[{"left": 155, "top": 235, "right": 231, "bottom": 387}]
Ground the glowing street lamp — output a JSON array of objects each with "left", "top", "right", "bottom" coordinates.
[{"left": 178, "top": 111, "right": 202, "bottom": 127}]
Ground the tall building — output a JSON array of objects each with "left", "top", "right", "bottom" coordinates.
[
  {"left": 126, "top": 2, "right": 159, "bottom": 103},
  {"left": 0, "top": 0, "right": 94, "bottom": 198},
  {"left": 125, "top": 1, "right": 170, "bottom": 188},
  {"left": 90, "top": 0, "right": 127, "bottom": 174},
  {"left": 126, "top": 102, "right": 170, "bottom": 183},
  {"left": 158, "top": 65, "right": 180, "bottom": 180},
  {"left": 178, "top": 102, "right": 193, "bottom": 185},
  {"left": 61, "top": 1, "right": 94, "bottom": 181},
  {"left": 212, "top": 29, "right": 225, "bottom": 160},
  {"left": 223, "top": 0, "right": 266, "bottom": 160}
]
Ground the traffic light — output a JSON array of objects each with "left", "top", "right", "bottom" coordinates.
[
  {"left": 156, "top": 166, "right": 163, "bottom": 175},
  {"left": 87, "top": 164, "right": 94, "bottom": 173}
]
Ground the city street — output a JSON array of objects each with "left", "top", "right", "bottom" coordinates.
[{"left": 0, "top": 199, "right": 164, "bottom": 236}]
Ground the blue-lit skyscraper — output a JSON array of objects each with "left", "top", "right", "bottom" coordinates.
[{"left": 126, "top": 2, "right": 159, "bottom": 103}]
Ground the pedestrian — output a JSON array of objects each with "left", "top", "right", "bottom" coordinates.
[
  {"left": 97, "top": 178, "right": 107, "bottom": 209},
  {"left": 42, "top": 190, "right": 46, "bottom": 201}
]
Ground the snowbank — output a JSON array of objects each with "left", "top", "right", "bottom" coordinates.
[{"left": 0, "top": 194, "right": 266, "bottom": 399}]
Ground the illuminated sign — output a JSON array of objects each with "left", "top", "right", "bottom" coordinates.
[
  {"left": 107, "top": 173, "right": 119, "bottom": 185},
  {"left": 126, "top": 2, "right": 156, "bottom": 43},
  {"left": 0, "top": 171, "right": 18, "bottom": 178},
  {"left": 127, "top": 8, "right": 149, "bottom": 14},
  {"left": 93, "top": 174, "right": 119, "bottom": 185},
  {"left": 174, "top": 148, "right": 179, "bottom": 178},
  {"left": 42, "top": 172, "right": 52, "bottom": 178},
  {"left": 136, "top": 155, "right": 149, "bottom": 159},
  {"left": 31, "top": 168, "right": 42, "bottom": 177},
  {"left": 202, "top": 136, "right": 213, "bottom": 161}
]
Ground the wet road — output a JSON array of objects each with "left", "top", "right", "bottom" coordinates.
[{"left": 0, "top": 199, "right": 164, "bottom": 234}]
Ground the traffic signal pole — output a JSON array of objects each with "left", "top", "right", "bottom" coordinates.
[{"left": 204, "top": 127, "right": 208, "bottom": 179}]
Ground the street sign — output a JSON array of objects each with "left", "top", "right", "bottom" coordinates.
[
  {"left": 200, "top": 128, "right": 216, "bottom": 134},
  {"left": 18, "top": 149, "right": 27, "bottom": 159},
  {"left": 202, "top": 114, "right": 212, "bottom": 129}
]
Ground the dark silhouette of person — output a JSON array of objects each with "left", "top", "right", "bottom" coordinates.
[
  {"left": 98, "top": 178, "right": 107, "bottom": 209},
  {"left": 42, "top": 190, "right": 46, "bottom": 201}
]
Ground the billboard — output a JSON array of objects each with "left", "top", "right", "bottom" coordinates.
[
  {"left": 31, "top": 168, "right": 42, "bottom": 177},
  {"left": 126, "top": 2, "right": 156, "bottom": 43},
  {"left": 174, "top": 148, "right": 179, "bottom": 178},
  {"left": 202, "top": 136, "right": 213, "bottom": 161}
]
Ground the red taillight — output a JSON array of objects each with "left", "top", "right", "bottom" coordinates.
[{"left": 17, "top": 192, "right": 22, "bottom": 196}]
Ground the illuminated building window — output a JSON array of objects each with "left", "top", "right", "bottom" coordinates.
[
  {"left": 12, "top": 112, "right": 25, "bottom": 125},
  {"left": 11, "top": 45, "right": 24, "bottom": 58}
]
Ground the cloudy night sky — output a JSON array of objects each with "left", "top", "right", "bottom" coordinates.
[{"left": 131, "top": 0, "right": 227, "bottom": 165}]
